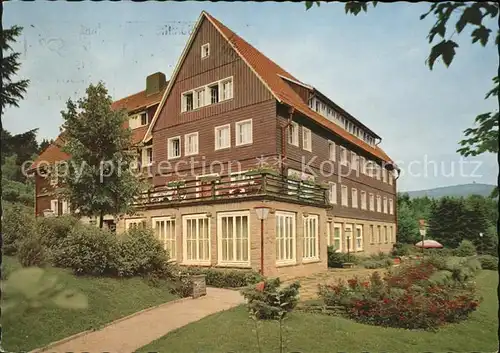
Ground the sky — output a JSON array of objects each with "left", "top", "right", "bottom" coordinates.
[{"left": 4, "top": 1, "right": 499, "bottom": 192}]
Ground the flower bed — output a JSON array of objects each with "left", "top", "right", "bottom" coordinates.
[{"left": 318, "top": 258, "right": 481, "bottom": 330}]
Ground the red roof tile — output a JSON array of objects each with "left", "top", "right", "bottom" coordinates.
[
  {"left": 29, "top": 87, "right": 165, "bottom": 171},
  {"left": 204, "top": 12, "right": 393, "bottom": 163}
]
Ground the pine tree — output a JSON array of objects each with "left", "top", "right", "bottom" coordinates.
[
  {"left": 59, "top": 82, "right": 145, "bottom": 228},
  {"left": 428, "top": 197, "right": 470, "bottom": 248},
  {"left": 396, "top": 202, "right": 419, "bottom": 244}
]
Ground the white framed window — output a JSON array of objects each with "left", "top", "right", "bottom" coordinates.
[
  {"left": 218, "top": 211, "right": 250, "bottom": 266},
  {"left": 181, "top": 92, "right": 194, "bottom": 112},
  {"left": 345, "top": 223, "right": 354, "bottom": 252},
  {"left": 384, "top": 226, "right": 388, "bottom": 243},
  {"left": 50, "top": 199, "right": 58, "bottom": 214},
  {"left": 215, "top": 124, "right": 231, "bottom": 150},
  {"left": 389, "top": 198, "right": 394, "bottom": 215},
  {"left": 369, "top": 193, "right": 375, "bottom": 211},
  {"left": 360, "top": 190, "right": 367, "bottom": 210},
  {"left": 288, "top": 122, "right": 299, "bottom": 146},
  {"left": 355, "top": 225, "right": 363, "bottom": 251},
  {"left": 377, "top": 225, "right": 382, "bottom": 244},
  {"left": 194, "top": 88, "right": 205, "bottom": 109},
  {"left": 152, "top": 217, "right": 176, "bottom": 259},
  {"left": 369, "top": 225, "right": 375, "bottom": 244},
  {"left": 329, "top": 141, "right": 336, "bottom": 161},
  {"left": 125, "top": 218, "right": 147, "bottom": 230},
  {"left": 235, "top": 119, "right": 253, "bottom": 146},
  {"left": 201, "top": 43, "right": 210, "bottom": 58},
  {"left": 376, "top": 165, "right": 381, "bottom": 180},
  {"left": 129, "top": 111, "right": 149, "bottom": 129},
  {"left": 276, "top": 211, "right": 296, "bottom": 265},
  {"left": 360, "top": 156, "right": 366, "bottom": 174},
  {"left": 382, "top": 168, "right": 387, "bottom": 183},
  {"left": 302, "top": 127, "right": 312, "bottom": 152},
  {"left": 303, "top": 215, "right": 319, "bottom": 260},
  {"left": 351, "top": 188, "right": 358, "bottom": 208},
  {"left": 389, "top": 171, "right": 393, "bottom": 185},
  {"left": 220, "top": 78, "right": 233, "bottom": 101},
  {"left": 333, "top": 223, "right": 342, "bottom": 252},
  {"left": 140, "top": 112, "right": 149, "bottom": 126},
  {"left": 341, "top": 185, "right": 348, "bottom": 206},
  {"left": 209, "top": 83, "right": 219, "bottom": 104},
  {"left": 351, "top": 152, "right": 358, "bottom": 171},
  {"left": 340, "top": 146, "right": 347, "bottom": 165},
  {"left": 61, "top": 200, "right": 70, "bottom": 215},
  {"left": 183, "top": 214, "right": 210, "bottom": 265},
  {"left": 383, "top": 197, "right": 388, "bottom": 214},
  {"left": 167, "top": 136, "right": 181, "bottom": 159},
  {"left": 376, "top": 195, "right": 382, "bottom": 212},
  {"left": 142, "top": 147, "right": 153, "bottom": 166},
  {"left": 184, "top": 132, "right": 199, "bottom": 156},
  {"left": 328, "top": 182, "right": 337, "bottom": 204}
]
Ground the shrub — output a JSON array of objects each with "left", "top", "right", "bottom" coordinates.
[
  {"left": 168, "top": 273, "right": 194, "bottom": 298},
  {"left": 477, "top": 255, "right": 498, "bottom": 270},
  {"left": 17, "top": 234, "right": 47, "bottom": 267},
  {"left": 37, "top": 215, "right": 80, "bottom": 252},
  {"left": 178, "top": 266, "right": 263, "bottom": 288},
  {"left": 55, "top": 225, "right": 118, "bottom": 276},
  {"left": 241, "top": 278, "right": 300, "bottom": 320},
  {"left": 2, "top": 203, "right": 37, "bottom": 255},
  {"left": 318, "top": 261, "right": 480, "bottom": 330},
  {"left": 327, "top": 246, "right": 357, "bottom": 268},
  {"left": 115, "top": 227, "right": 169, "bottom": 277},
  {"left": 361, "top": 258, "right": 393, "bottom": 269},
  {"left": 455, "top": 240, "right": 477, "bottom": 257}
]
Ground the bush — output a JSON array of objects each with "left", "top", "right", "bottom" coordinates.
[
  {"left": 455, "top": 240, "right": 477, "bottom": 257},
  {"left": 2, "top": 203, "right": 37, "bottom": 255},
  {"left": 167, "top": 273, "right": 194, "bottom": 298},
  {"left": 17, "top": 234, "right": 47, "bottom": 267},
  {"left": 241, "top": 278, "right": 300, "bottom": 320},
  {"left": 318, "top": 260, "right": 480, "bottom": 330},
  {"left": 55, "top": 225, "right": 118, "bottom": 276},
  {"left": 37, "top": 215, "right": 80, "bottom": 252},
  {"left": 361, "top": 258, "right": 393, "bottom": 269},
  {"left": 327, "top": 246, "right": 357, "bottom": 268},
  {"left": 476, "top": 255, "right": 498, "bottom": 270},
  {"left": 178, "top": 266, "right": 263, "bottom": 288},
  {"left": 115, "top": 227, "right": 169, "bottom": 277}
]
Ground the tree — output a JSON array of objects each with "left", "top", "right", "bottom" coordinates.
[
  {"left": 305, "top": 2, "right": 499, "bottom": 159},
  {"left": 59, "top": 82, "right": 145, "bottom": 228},
  {"left": 396, "top": 201, "right": 419, "bottom": 244},
  {"left": 38, "top": 138, "right": 53, "bottom": 153}
]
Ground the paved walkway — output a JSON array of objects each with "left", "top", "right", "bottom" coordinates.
[{"left": 33, "top": 287, "right": 245, "bottom": 353}]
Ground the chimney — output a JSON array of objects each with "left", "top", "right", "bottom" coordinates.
[{"left": 146, "top": 72, "right": 167, "bottom": 96}]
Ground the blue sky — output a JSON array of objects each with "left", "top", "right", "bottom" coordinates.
[{"left": 4, "top": 1, "right": 498, "bottom": 191}]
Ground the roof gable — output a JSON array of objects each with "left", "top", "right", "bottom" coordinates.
[{"left": 144, "top": 11, "right": 393, "bottom": 163}]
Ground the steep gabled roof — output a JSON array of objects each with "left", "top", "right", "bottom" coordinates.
[
  {"left": 145, "top": 11, "right": 393, "bottom": 163},
  {"left": 29, "top": 87, "right": 166, "bottom": 172}
]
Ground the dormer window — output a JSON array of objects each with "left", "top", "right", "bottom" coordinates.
[
  {"left": 201, "top": 43, "right": 210, "bottom": 58},
  {"left": 140, "top": 112, "right": 148, "bottom": 126},
  {"left": 129, "top": 111, "right": 149, "bottom": 129}
]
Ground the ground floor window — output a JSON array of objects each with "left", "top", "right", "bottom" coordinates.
[
  {"left": 217, "top": 211, "right": 250, "bottom": 265},
  {"left": 384, "top": 226, "right": 388, "bottom": 243},
  {"left": 355, "top": 225, "right": 363, "bottom": 251},
  {"left": 333, "top": 223, "right": 342, "bottom": 252},
  {"left": 125, "top": 218, "right": 147, "bottom": 230},
  {"left": 377, "top": 225, "right": 381, "bottom": 244},
  {"left": 369, "top": 225, "right": 375, "bottom": 244},
  {"left": 345, "top": 223, "right": 354, "bottom": 252},
  {"left": 303, "top": 215, "right": 319, "bottom": 260},
  {"left": 152, "top": 217, "right": 176, "bottom": 259},
  {"left": 183, "top": 214, "right": 210, "bottom": 264},
  {"left": 276, "top": 211, "right": 296, "bottom": 265}
]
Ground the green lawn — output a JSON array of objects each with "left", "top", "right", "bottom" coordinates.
[
  {"left": 138, "top": 270, "right": 498, "bottom": 353},
  {"left": 1, "top": 256, "right": 177, "bottom": 352}
]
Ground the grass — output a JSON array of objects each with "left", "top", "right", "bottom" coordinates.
[
  {"left": 1, "top": 256, "right": 177, "bottom": 352},
  {"left": 138, "top": 270, "right": 498, "bottom": 353}
]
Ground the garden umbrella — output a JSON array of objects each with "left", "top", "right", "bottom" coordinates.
[{"left": 415, "top": 239, "right": 443, "bottom": 249}]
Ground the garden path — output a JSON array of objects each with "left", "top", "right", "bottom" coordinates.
[{"left": 30, "top": 287, "right": 244, "bottom": 353}]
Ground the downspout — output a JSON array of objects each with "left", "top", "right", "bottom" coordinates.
[{"left": 280, "top": 106, "right": 295, "bottom": 176}]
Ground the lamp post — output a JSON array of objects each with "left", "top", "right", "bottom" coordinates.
[
  {"left": 345, "top": 227, "right": 352, "bottom": 262},
  {"left": 479, "top": 232, "right": 484, "bottom": 254},
  {"left": 254, "top": 205, "right": 270, "bottom": 276}
]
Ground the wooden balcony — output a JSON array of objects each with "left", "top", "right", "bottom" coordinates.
[{"left": 133, "top": 172, "right": 329, "bottom": 209}]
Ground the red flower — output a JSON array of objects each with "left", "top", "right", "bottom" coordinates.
[
  {"left": 362, "top": 281, "right": 369, "bottom": 288},
  {"left": 255, "top": 281, "right": 265, "bottom": 292}
]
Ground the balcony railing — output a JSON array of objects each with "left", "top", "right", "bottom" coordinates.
[{"left": 133, "top": 172, "right": 329, "bottom": 208}]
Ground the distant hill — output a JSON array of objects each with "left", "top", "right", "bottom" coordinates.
[{"left": 403, "top": 183, "right": 496, "bottom": 199}]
